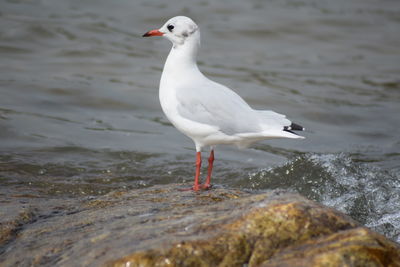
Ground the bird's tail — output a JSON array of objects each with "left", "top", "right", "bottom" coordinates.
[
  {"left": 257, "top": 110, "right": 305, "bottom": 138},
  {"left": 283, "top": 122, "right": 305, "bottom": 135}
]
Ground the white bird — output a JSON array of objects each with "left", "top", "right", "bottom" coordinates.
[{"left": 143, "top": 16, "right": 304, "bottom": 191}]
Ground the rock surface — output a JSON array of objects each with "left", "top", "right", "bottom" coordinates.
[
  {"left": 110, "top": 187, "right": 400, "bottom": 267},
  {"left": 1, "top": 184, "right": 399, "bottom": 267}
]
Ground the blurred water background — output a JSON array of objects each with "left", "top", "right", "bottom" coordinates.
[{"left": 0, "top": 0, "right": 399, "bottom": 244}]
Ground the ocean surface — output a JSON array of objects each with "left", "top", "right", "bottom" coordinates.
[{"left": 1, "top": 0, "right": 399, "bottom": 245}]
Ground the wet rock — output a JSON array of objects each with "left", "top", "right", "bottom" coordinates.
[
  {"left": 110, "top": 187, "right": 400, "bottom": 267},
  {"left": 0, "top": 203, "right": 36, "bottom": 249},
  {"left": 1, "top": 184, "right": 399, "bottom": 267},
  {"left": 260, "top": 228, "right": 400, "bottom": 267}
]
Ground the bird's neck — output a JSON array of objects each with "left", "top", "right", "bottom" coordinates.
[{"left": 163, "top": 34, "right": 201, "bottom": 78}]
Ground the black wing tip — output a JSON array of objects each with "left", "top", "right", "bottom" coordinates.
[
  {"left": 283, "top": 129, "right": 297, "bottom": 135},
  {"left": 284, "top": 122, "right": 305, "bottom": 132}
]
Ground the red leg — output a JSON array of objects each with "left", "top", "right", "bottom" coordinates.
[
  {"left": 193, "top": 151, "right": 202, "bottom": 191},
  {"left": 202, "top": 149, "right": 214, "bottom": 190},
  {"left": 179, "top": 151, "right": 202, "bottom": 191}
]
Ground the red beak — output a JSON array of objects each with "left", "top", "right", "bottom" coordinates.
[{"left": 142, "top": 29, "right": 164, "bottom": 37}]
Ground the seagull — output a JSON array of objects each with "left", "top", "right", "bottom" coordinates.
[{"left": 143, "top": 16, "right": 304, "bottom": 191}]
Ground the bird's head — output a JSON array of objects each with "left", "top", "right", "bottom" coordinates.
[{"left": 143, "top": 16, "right": 200, "bottom": 47}]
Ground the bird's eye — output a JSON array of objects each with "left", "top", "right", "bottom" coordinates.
[{"left": 167, "top": 25, "right": 174, "bottom": 32}]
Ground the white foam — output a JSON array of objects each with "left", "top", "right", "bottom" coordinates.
[{"left": 248, "top": 152, "right": 400, "bottom": 242}]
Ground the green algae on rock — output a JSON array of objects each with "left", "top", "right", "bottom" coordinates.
[
  {"left": 260, "top": 228, "right": 400, "bottom": 267},
  {"left": 111, "top": 190, "right": 400, "bottom": 267},
  {"left": 0, "top": 207, "right": 36, "bottom": 249}
]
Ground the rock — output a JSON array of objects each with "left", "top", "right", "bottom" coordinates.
[
  {"left": 260, "top": 228, "right": 400, "bottom": 267},
  {"left": 1, "top": 184, "right": 399, "bottom": 267},
  {"left": 110, "top": 187, "right": 400, "bottom": 267},
  {"left": 0, "top": 202, "right": 36, "bottom": 249}
]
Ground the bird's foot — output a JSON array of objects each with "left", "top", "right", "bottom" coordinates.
[
  {"left": 201, "top": 183, "right": 212, "bottom": 190},
  {"left": 178, "top": 185, "right": 201, "bottom": 192},
  {"left": 178, "top": 184, "right": 212, "bottom": 191}
]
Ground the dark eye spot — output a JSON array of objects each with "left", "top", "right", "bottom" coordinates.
[{"left": 167, "top": 25, "right": 174, "bottom": 32}]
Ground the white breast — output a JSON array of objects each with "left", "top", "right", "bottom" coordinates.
[{"left": 159, "top": 69, "right": 222, "bottom": 144}]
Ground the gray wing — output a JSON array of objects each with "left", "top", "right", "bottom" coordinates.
[{"left": 176, "top": 79, "right": 274, "bottom": 135}]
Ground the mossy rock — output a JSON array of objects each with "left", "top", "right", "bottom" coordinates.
[
  {"left": 110, "top": 194, "right": 400, "bottom": 267},
  {"left": 1, "top": 185, "right": 399, "bottom": 266},
  {"left": 261, "top": 228, "right": 400, "bottom": 267}
]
